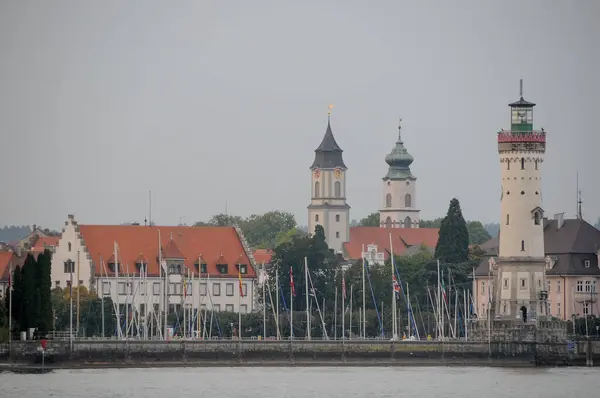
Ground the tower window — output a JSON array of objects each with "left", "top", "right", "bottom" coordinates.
[
  {"left": 334, "top": 181, "right": 341, "bottom": 198},
  {"left": 385, "top": 193, "right": 392, "bottom": 208},
  {"left": 68, "top": 242, "right": 72, "bottom": 252},
  {"left": 404, "top": 193, "right": 412, "bottom": 208},
  {"left": 534, "top": 212, "right": 541, "bottom": 225},
  {"left": 385, "top": 217, "right": 392, "bottom": 229},
  {"left": 314, "top": 181, "right": 320, "bottom": 198},
  {"left": 335, "top": 215, "right": 340, "bottom": 222},
  {"left": 507, "top": 161, "right": 510, "bottom": 170},
  {"left": 315, "top": 215, "right": 319, "bottom": 222},
  {"left": 521, "top": 158, "right": 525, "bottom": 170},
  {"left": 521, "top": 240, "right": 525, "bottom": 251},
  {"left": 535, "top": 160, "right": 538, "bottom": 170},
  {"left": 506, "top": 214, "right": 509, "bottom": 225},
  {"left": 404, "top": 216, "right": 412, "bottom": 228},
  {"left": 336, "top": 232, "right": 340, "bottom": 238}
]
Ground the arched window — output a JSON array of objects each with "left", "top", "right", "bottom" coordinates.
[
  {"left": 385, "top": 193, "right": 392, "bottom": 208},
  {"left": 404, "top": 216, "right": 412, "bottom": 228},
  {"left": 534, "top": 211, "right": 541, "bottom": 225},
  {"left": 68, "top": 242, "right": 72, "bottom": 252},
  {"left": 521, "top": 158, "right": 525, "bottom": 170},
  {"left": 507, "top": 160, "right": 510, "bottom": 170},
  {"left": 334, "top": 181, "right": 341, "bottom": 198},
  {"left": 506, "top": 214, "right": 510, "bottom": 225},
  {"left": 521, "top": 240, "right": 525, "bottom": 251},
  {"left": 534, "top": 159, "right": 538, "bottom": 170},
  {"left": 385, "top": 217, "right": 392, "bottom": 229},
  {"left": 405, "top": 193, "right": 412, "bottom": 208},
  {"left": 314, "top": 181, "right": 320, "bottom": 198}
]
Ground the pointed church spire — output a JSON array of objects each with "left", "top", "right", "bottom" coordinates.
[{"left": 310, "top": 105, "right": 346, "bottom": 169}]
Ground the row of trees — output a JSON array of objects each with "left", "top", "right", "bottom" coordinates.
[{"left": 4, "top": 251, "right": 53, "bottom": 334}]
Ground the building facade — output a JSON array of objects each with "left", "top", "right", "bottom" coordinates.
[
  {"left": 379, "top": 120, "right": 420, "bottom": 228},
  {"left": 485, "top": 81, "right": 548, "bottom": 322},
  {"left": 307, "top": 115, "right": 350, "bottom": 253},
  {"left": 50, "top": 215, "right": 259, "bottom": 325},
  {"left": 474, "top": 215, "right": 600, "bottom": 321}
]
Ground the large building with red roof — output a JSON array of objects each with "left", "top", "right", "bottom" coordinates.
[{"left": 50, "top": 215, "right": 259, "bottom": 319}]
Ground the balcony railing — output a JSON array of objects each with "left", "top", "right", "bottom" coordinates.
[
  {"left": 497, "top": 131, "right": 546, "bottom": 143},
  {"left": 574, "top": 290, "right": 597, "bottom": 303}
]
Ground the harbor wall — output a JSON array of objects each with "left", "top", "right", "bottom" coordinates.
[{"left": 1, "top": 339, "right": 596, "bottom": 368}]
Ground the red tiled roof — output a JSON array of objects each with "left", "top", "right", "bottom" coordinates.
[
  {"left": 0, "top": 252, "right": 15, "bottom": 280},
  {"left": 31, "top": 236, "right": 60, "bottom": 252},
  {"left": 162, "top": 238, "right": 185, "bottom": 259},
  {"left": 343, "top": 227, "right": 440, "bottom": 260},
  {"left": 253, "top": 249, "right": 273, "bottom": 264},
  {"left": 77, "top": 225, "right": 256, "bottom": 278}
]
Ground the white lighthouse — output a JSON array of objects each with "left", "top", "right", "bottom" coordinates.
[{"left": 494, "top": 80, "right": 547, "bottom": 322}]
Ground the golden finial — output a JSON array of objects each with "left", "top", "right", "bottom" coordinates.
[{"left": 327, "top": 104, "right": 333, "bottom": 121}]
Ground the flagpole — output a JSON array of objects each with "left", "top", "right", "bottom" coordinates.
[
  {"left": 275, "top": 267, "right": 280, "bottom": 340},
  {"left": 289, "top": 267, "right": 293, "bottom": 341},
  {"left": 349, "top": 284, "right": 353, "bottom": 340},
  {"left": 304, "top": 257, "right": 310, "bottom": 340},
  {"left": 69, "top": 268, "right": 73, "bottom": 353},
  {"left": 341, "top": 276, "right": 345, "bottom": 341},
  {"left": 100, "top": 256, "right": 105, "bottom": 338},
  {"left": 262, "top": 262, "right": 266, "bottom": 340},
  {"left": 334, "top": 286, "right": 338, "bottom": 340},
  {"left": 437, "top": 259, "right": 442, "bottom": 340},
  {"left": 361, "top": 244, "right": 366, "bottom": 339},
  {"left": 8, "top": 261, "right": 12, "bottom": 348},
  {"left": 76, "top": 250, "right": 80, "bottom": 338},
  {"left": 389, "top": 231, "right": 397, "bottom": 339},
  {"left": 238, "top": 280, "right": 242, "bottom": 341}
]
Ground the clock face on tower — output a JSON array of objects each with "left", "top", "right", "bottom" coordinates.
[
  {"left": 334, "top": 168, "right": 342, "bottom": 179},
  {"left": 313, "top": 169, "right": 320, "bottom": 179}
]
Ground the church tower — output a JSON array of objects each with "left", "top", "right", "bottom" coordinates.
[
  {"left": 308, "top": 109, "right": 350, "bottom": 253},
  {"left": 493, "top": 79, "right": 547, "bottom": 321},
  {"left": 379, "top": 119, "right": 420, "bottom": 228}
]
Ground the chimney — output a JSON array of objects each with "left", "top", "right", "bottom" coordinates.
[{"left": 554, "top": 213, "right": 565, "bottom": 229}]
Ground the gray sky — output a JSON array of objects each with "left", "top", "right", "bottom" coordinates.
[{"left": 1, "top": 0, "right": 598, "bottom": 230}]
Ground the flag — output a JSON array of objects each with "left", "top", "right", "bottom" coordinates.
[
  {"left": 342, "top": 277, "right": 347, "bottom": 299},
  {"left": 238, "top": 266, "right": 244, "bottom": 298},
  {"left": 289, "top": 267, "right": 296, "bottom": 296},
  {"left": 392, "top": 275, "right": 400, "bottom": 296},
  {"left": 441, "top": 277, "right": 448, "bottom": 304},
  {"left": 310, "top": 287, "right": 316, "bottom": 297},
  {"left": 183, "top": 278, "right": 188, "bottom": 296}
]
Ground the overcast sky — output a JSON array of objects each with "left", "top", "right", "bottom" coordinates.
[{"left": 0, "top": 0, "right": 598, "bottom": 230}]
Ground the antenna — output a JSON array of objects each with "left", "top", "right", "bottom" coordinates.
[
  {"left": 576, "top": 172, "right": 583, "bottom": 220},
  {"left": 397, "top": 117, "right": 403, "bottom": 141},
  {"left": 149, "top": 190, "right": 152, "bottom": 226},
  {"left": 519, "top": 79, "right": 523, "bottom": 98}
]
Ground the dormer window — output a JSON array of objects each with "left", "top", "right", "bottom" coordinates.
[
  {"left": 135, "top": 262, "right": 147, "bottom": 274},
  {"left": 107, "top": 262, "right": 118, "bottom": 273},
  {"left": 217, "top": 264, "right": 228, "bottom": 274},
  {"left": 195, "top": 262, "right": 207, "bottom": 274},
  {"left": 238, "top": 264, "right": 248, "bottom": 275},
  {"left": 168, "top": 263, "right": 182, "bottom": 275},
  {"left": 584, "top": 260, "right": 591, "bottom": 268}
]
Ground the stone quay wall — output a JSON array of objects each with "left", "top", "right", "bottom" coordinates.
[{"left": 0, "top": 339, "right": 591, "bottom": 368}]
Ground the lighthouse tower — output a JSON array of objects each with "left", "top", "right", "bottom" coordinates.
[{"left": 494, "top": 80, "right": 547, "bottom": 322}]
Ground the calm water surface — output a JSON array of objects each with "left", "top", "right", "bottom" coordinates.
[{"left": 1, "top": 367, "right": 599, "bottom": 397}]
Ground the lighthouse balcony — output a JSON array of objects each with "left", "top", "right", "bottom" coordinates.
[{"left": 497, "top": 131, "right": 546, "bottom": 143}]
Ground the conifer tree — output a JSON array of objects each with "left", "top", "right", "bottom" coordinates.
[
  {"left": 434, "top": 198, "right": 470, "bottom": 264},
  {"left": 35, "top": 250, "right": 53, "bottom": 333},
  {"left": 21, "top": 253, "right": 39, "bottom": 331}
]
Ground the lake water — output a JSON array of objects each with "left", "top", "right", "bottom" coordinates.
[{"left": 1, "top": 366, "right": 599, "bottom": 397}]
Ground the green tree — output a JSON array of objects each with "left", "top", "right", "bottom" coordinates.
[
  {"left": 467, "top": 221, "right": 492, "bottom": 245},
  {"left": 275, "top": 227, "right": 307, "bottom": 247},
  {"left": 434, "top": 198, "right": 469, "bottom": 264},
  {"left": 35, "top": 250, "right": 53, "bottom": 333},
  {"left": 21, "top": 253, "right": 39, "bottom": 331},
  {"left": 204, "top": 213, "right": 244, "bottom": 227},
  {"left": 420, "top": 218, "right": 443, "bottom": 228},
  {"left": 242, "top": 211, "right": 296, "bottom": 249},
  {"left": 359, "top": 212, "right": 380, "bottom": 227}
]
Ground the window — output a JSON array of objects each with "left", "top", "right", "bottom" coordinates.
[
  {"left": 139, "top": 281, "right": 145, "bottom": 295},
  {"left": 481, "top": 304, "right": 486, "bottom": 314},
  {"left": 153, "top": 303, "right": 159, "bottom": 314},
  {"left": 64, "top": 260, "right": 75, "bottom": 273},
  {"left": 200, "top": 283, "right": 207, "bottom": 296},
  {"left": 385, "top": 217, "right": 391, "bottom": 229},
  {"left": 169, "top": 283, "right": 182, "bottom": 295},
  {"left": 226, "top": 283, "right": 234, "bottom": 296},
  {"left": 557, "top": 303, "right": 561, "bottom": 316},
  {"left": 521, "top": 158, "right": 525, "bottom": 169},
  {"left": 118, "top": 282, "right": 127, "bottom": 295},
  {"left": 584, "top": 260, "right": 591, "bottom": 268},
  {"left": 213, "top": 304, "right": 221, "bottom": 312},
  {"left": 168, "top": 263, "right": 182, "bottom": 275},
  {"left": 153, "top": 282, "right": 161, "bottom": 295},
  {"left": 506, "top": 214, "right": 509, "bottom": 225},
  {"left": 239, "top": 264, "right": 247, "bottom": 274},
  {"left": 557, "top": 281, "right": 561, "bottom": 293},
  {"left": 404, "top": 216, "right": 412, "bottom": 228},
  {"left": 576, "top": 281, "right": 583, "bottom": 292},
  {"left": 334, "top": 181, "right": 341, "bottom": 198},
  {"left": 240, "top": 304, "right": 248, "bottom": 313},
  {"left": 184, "top": 282, "right": 192, "bottom": 296},
  {"left": 213, "top": 283, "right": 221, "bottom": 296},
  {"left": 583, "top": 302, "right": 590, "bottom": 315},
  {"left": 507, "top": 161, "right": 510, "bottom": 170},
  {"left": 534, "top": 212, "right": 541, "bottom": 225},
  {"left": 336, "top": 232, "right": 340, "bottom": 238},
  {"left": 68, "top": 242, "right": 72, "bottom": 252},
  {"left": 503, "top": 279, "right": 508, "bottom": 289},
  {"left": 481, "top": 282, "right": 485, "bottom": 294},
  {"left": 335, "top": 214, "right": 340, "bottom": 222},
  {"left": 242, "top": 283, "right": 248, "bottom": 297},
  {"left": 503, "top": 303, "right": 507, "bottom": 314},
  {"left": 217, "top": 264, "right": 228, "bottom": 274},
  {"left": 226, "top": 304, "right": 234, "bottom": 312},
  {"left": 102, "top": 282, "right": 111, "bottom": 295},
  {"left": 405, "top": 193, "right": 412, "bottom": 207},
  {"left": 139, "top": 303, "right": 146, "bottom": 316},
  {"left": 520, "top": 279, "right": 526, "bottom": 289},
  {"left": 535, "top": 160, "right": 538, "bottom": 170},
  {"left": 585, "top": 280, "right": 591, "bottom": 292},
  {"left": 198, "top": 263, "right": 207, "bottom": 273},
  {"left": 521, "top": 240, "right": 525, "bottom": 251},
  {"left": 315, "top": 214, "right": 319, "bottom": 222},
  {"left": 314, "top": 181, "right": 320, "bottom": 198},
  {"left": 386, "top": 193, "right": 392, "bottom": 208},
  {"left": 547, "top": 281, "right": 551, "bottom": 293}
]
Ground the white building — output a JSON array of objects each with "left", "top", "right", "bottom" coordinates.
[
  {"left": 308, "top": 115, "right": 350, "bottom": 253},
  {"left": 487, "top": 80, "right": 548, "bottom": 321},
  {"left": 51, "top": 215, "right": 259, "bottom": 323},
  {"left": 379, "top": 120, "right": 420, "bottom": 228}
]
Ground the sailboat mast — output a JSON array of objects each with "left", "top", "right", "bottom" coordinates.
[
  {"left": 389, "top": 232, "right": 397, "bottom": 339},
  {"left": 349, "top": 284, "right": 353, "bottom": 340},
  {"left": 361, "top": 244, "right": 366, "bottom": 339},
  {"left": 275, "top": 267, "right": 280, "bottom": 340},
  {"left": 262, "top": 262, "right": 266, "bottom": 340},
  {"left": 304, "top": 257, "right": 310, "bottom": 340},
  {"left": 436, "top": 259, "right": 442, "bottom": 340},
  {"left": 407, "top": 283, "right": 411, "bottom": 338}
]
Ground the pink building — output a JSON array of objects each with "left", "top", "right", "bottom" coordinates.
[{"left": 473, "top": 215, "right": 600, "bottom": 321}]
